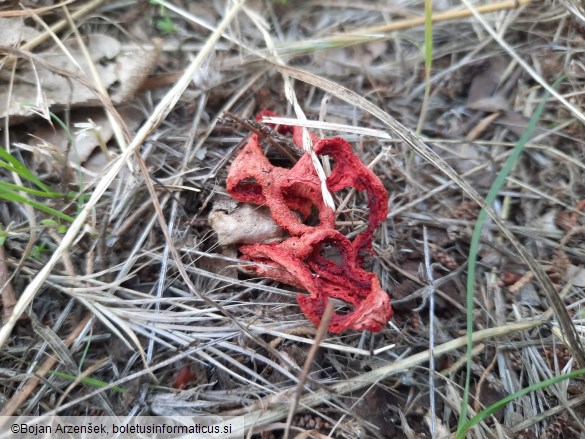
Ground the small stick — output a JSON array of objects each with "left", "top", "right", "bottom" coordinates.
[
  {"left": 330, "top": 0, "right": 532, "bottom": 37},
  {"left": 283, "top": 300, "right": 335, "bottom": 439},
  {"left": 0, "top": 245, "right": 16, "bottom": 322},
  {"left": 473, "top": 353, "right": 498, "bottom": 414},
  {"left": 48, "top": 229, "right": 75, "bottom": 275},
  {"left": 221, "top": 111, "right": 303, "bottom": 159}
]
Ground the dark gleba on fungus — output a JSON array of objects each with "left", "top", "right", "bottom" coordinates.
[{"left": 225, "top": 111, "right": 393, "bottom": 333}]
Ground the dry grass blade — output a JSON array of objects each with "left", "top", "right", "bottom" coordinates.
[
  {"left": 562, "top": 0, "right": 585, "bottom": 24},
  {"left": 248, "top": 0, "right": 535, "bottom": 60},
  {"left": 460, "top": 0, "right": 585, "bottom": 126},
  {"left": 0, "top": 0, "right": 247, "bottom": 350},
  {"left": 243, "top": 5, "right": 335, "bottom": 209},
  {"left": 232, "top": 320, "right": 542, "bottom": 435},
  {"left": 260, "top": 116, "right": 392, "bottom": 139},
  {"left": 333, "top": 0, "right": 533, "bottom": 36},
  {"left": 0, "top": 314, "right": 93, "bottom": 420},
  {"left": 29, "top": 314, "right": 77, "bottom": 370},
  {"left": 2, "top": 1, "right": 583, "bottom": 435},
  {"left": 269, "top": 62, "right": 585, "bottom": 368},
  {"left": 510, "top": 393, "right": 585, "bottom": 434},
  {"left": 422, "top": 226, "right": 437, "bottom": 437},
  {"left": 0, "top": 0, "right": 76, "bottom": 18},
  {"left": 0, "top": 245, "right": 16, "bottom": 321},
  {"left": 60, "top": 4, "right": 130, "bottom": 157}
]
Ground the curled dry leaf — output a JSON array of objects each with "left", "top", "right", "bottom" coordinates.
[
  {"left": 208, "top": 199, "right": 286, "bottom": 246},
  {"left": 224, "top": 111, "right": 393, "bottom": 333}
]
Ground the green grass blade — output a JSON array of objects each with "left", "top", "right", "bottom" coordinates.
[
  {"left": 0, "top": 188, "right": 74, "bottom": 222},
  {"left": 457, "top": 367, "right": 585, "bottom": 438},
  {"left": 48, "top": 111, "right": 77, "bottom": 156},
  {"left": 0, "top": 350, "right": 127, "bottom": 394},
  {"left": 0, "top": 148, "right": 53, "bottom": 193},
  {"left": 48, "top": 369, "right": 127, "bottom": 393},
  {"left": 415, "top": 0, "right": 433, "bottom": 135},
  {"left": 457, "top": 76, "right": 563, "bottom": 433},
  {"left": 0, "top": 180, "right": 62, "bottom": 198},
  {"left": 0, "top": 136, "right": 76, "bottom": 222}
]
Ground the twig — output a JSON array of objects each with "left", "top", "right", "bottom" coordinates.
[
  {"left": 0, "top": 245, "right": 16, "bottom": 322},
  {"left": 221, "top": 111, "right": 303, "bottom": 158},
  {"left": 473, "top": 354, "right": 498, "bottom": 414},
  {"left": 422, "top": 226, "right": 437, "bottom": 438},
  {"left": 283, "top": 300, "right": 335, "bottom": 439},
  {"left": 337, "top": 0, "right": 533, "bottom": 36}
]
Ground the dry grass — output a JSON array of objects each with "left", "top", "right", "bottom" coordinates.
[{"left": 1, "top": 0, "right": 585, "bottom": 438}]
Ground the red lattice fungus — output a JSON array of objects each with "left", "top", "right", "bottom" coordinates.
[{"left": 226, "top": 111, "right": 393, "bottom": 333}]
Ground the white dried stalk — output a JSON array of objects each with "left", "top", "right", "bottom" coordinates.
[{"left": 243, "top": 6, "right": 335, "bottom": 209}]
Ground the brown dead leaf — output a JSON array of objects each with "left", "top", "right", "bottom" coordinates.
[
  {"left": 466, "top": 57, "right": 509, "bottom": 112},
  {"left": 14, "top": 106, "right": 142, "bottom": 189},
  {"left": 0, "top": 35, "right": 160, "bottom": 120},
  {"left": 31, "top": 109, "right": 112, "bottom": 166},
  {"left": 29, "top": 106, "right": 144, "bottom": 166}
]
